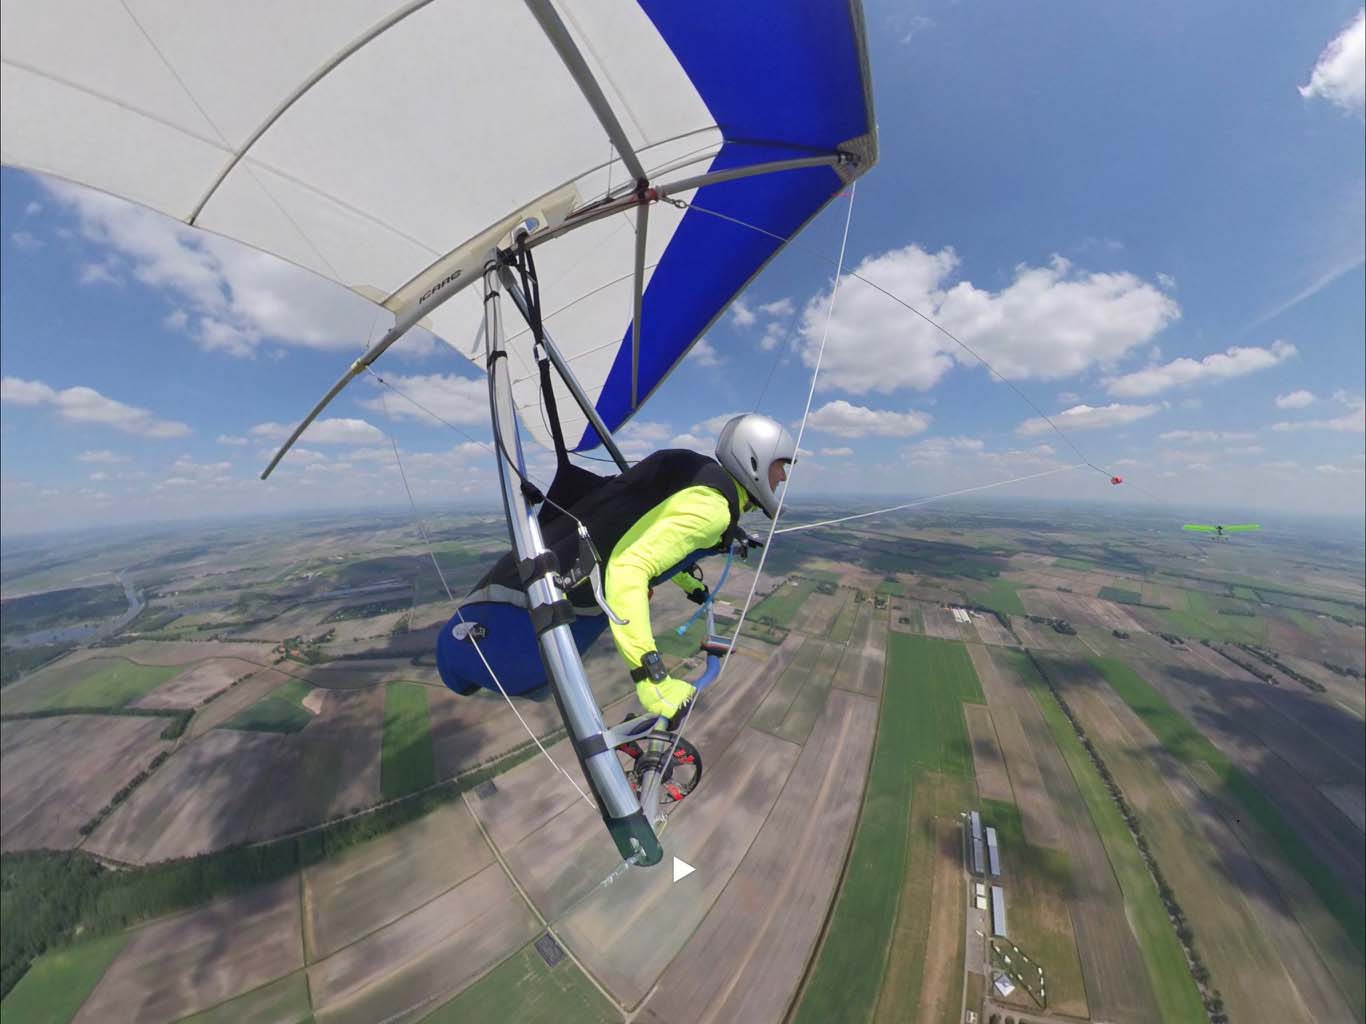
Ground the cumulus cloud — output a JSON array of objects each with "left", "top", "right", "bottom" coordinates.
[
  {"left": 76, "top": 449, "right": 130, "bottom": 464},
  {"left": 1104, "top": 341, "right": 1296, "bottom": 397},
  {"left": 687, "top": 338, "right": 723, "bottom": 367},
  {"left": 248, "top": 417, "right": 384, "bottom": 445},
  {"left": 819, "top": 446, "right": 855, "bottom": 457},
  {"left": 1300, "top": 10, "right": 1365, "bottom": 115},
  {"left": 216, "top": 434, "right": 249, "bottom": 446},
  {"left": 807, "top": 400, "right": 932, "bottom": 438},
  {"left": 1, "top": 376, "right": 191, "bottom": 438},
  {"left": 797, "top": 246, "right": 1179, "bottom": 394},
  {"left": 43, "top": 180, "right": 387, "bottom": 358},
  {"left": 1271, "top": 394, "right": 1365, "bottom": 433},
  {"left": 903, "top": 436, "right": 986, "bottom": 464},
  {"left": 729, "top": 299, "right": 756, "bottom": 327},
  {"left": 356, "top": 373, "right": 489, "bottom": 426},
  {"left": 1158, "top": 429, "right": 1256, "bottom": 443},
  {"left": 10, "top": 231, "right": 42, "bottom": 251},
  {"left": 758, "top": 298, "right": 794, "bottom": 318},
  {"left": 1016, "top": 402, "right": 1159, "bottom": 436},
  {"left": 691, "top": 412, "right": 746, "bottom": 435},
  {"left": 1274, "top": 389, "right": 1316, "bottom": 409}
]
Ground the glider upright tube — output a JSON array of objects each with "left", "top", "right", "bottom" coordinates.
[{"left": 482, "top": 262, "right": 662, "bottom": 867}]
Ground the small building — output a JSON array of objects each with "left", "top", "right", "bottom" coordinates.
[
  {"left": 951, "top": 607, "right": 971, "bottom": 624},
  {"left": 985, "top": 826, "right": 1001, "bottom": 877},
  {"left": 968, "top": 812, "right": 985, "bottom": 875},
  {"left": 991, "top": 885, "right": 1008, "bottom": 937},
  {"left": 992, "top": 972, "right": 1016, "bottom": 998}
]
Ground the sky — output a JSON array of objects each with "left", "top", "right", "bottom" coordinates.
[{"left": 2, "top": 1, "right": 1364, "bottom": 536}]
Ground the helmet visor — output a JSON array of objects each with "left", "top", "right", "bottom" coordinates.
[{"left": 768, "top": 458, "right": 791, "bottom": 493}]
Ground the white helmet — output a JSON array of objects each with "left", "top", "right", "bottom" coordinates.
[{"left": 715, "top": 413, "right": 797, "bottom": 519}]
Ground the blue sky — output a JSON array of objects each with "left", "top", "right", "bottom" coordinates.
[{"left": 2, "top": 1, "right": 1363, "bottom": 535}]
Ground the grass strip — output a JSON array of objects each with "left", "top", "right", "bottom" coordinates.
[
  {"left": 380, "top": 682, "right": 436, "bottom": 799},
  {"left": 1091, "top": 656, "right": 1365, "bottom": 954}
]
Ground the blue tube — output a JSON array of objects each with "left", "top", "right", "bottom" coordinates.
[
  {"left": 676, "top": 547, "right": 735, "bottom": 636},
  {"left": 692, "top": 653, "right": 722, "bottom": 691}
]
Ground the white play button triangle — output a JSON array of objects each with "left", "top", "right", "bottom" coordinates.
[{"left": 672, "top": 857, "right": 695, "bottom": 882}]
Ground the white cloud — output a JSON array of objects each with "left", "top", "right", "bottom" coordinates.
[
  {"left": 729, "top": 299, "right": 756, "bottom": 327},
  {"left": 44, "top": 180, "right": 387, "bottom": 358},
  {"left": 758, "top": 298, "right": 794, "bottom": 318},
  {"left": 799, "top": 246, "right": 1179, "bottom": 394},
  {"left": 79, "top": 257, "right": 123, "bottom": 286},
  {"left": 667, "top": 432, "right": 713, "bottom": 453},
  {"left": 10, "top": 231, "right": 42, "bottom": 251},
  {"left": 1156, "top": 272, "right": 1177, "bottom": 290},
  {"left": 357, "top": 373, "right": 489, "bottom": 426},
  {"left": 1158, "top": 429, "right": 1256, "bottom": 443},
  {"left": 1271, "top": 395, "right": 1365, "bottom": 433},
  {"left": 1300, "top": 10, "right": 1365, "bottom": 115},
  {"left": 24, "top": 201, "right": 42, "bottom": 216},
  {"left": 76, "top": 449, "right": 130, "bottom": 464},
  {"left": 687, "top": 338, "right": 723, "bottom": 367},
  {"left": 819, "top": 446, "right": 855, "bottom": 457},
  {"left": 88, "top": 471, "right": 110, "bottom": 482},
  {"left": 807, "top": 400, "right": 932, "bottom": 438},
  {"left": 904, "top": 436, "right": 986, "bottom": 463},
  {"left": 248, "top": 417, "right": 384, "bottom": 445},
  {"left": 1016, "top": 402, "right": 1159, "bottom": 436},
  {"left": 1, "top": 376, "right": 191, "bottom": 438},
  {"left": 1274, "top": 389, "right": 1316, "bottom": 409},
  {"left": 1104, "top": 340, "right": 1296, "bottom": 397},
  {"left": 163, "top": 309, "right": 189, "bottom": 332},
  {"left": 1056, "top": 392, "right": 1080, "bottom": 405},
  {"left": 691, "top": 412, "right": 745, "bottom": 436},
  {"left": 216, "top": 434, "right": 249, "bottom": 446}
]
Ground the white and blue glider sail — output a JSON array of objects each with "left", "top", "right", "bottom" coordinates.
[{"left": 1, "top": 0, "right": 876, "bottom": 450}]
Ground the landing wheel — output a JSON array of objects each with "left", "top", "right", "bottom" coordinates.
[{"left": 615, "top": 734, "right": 703, "bottom": 805}]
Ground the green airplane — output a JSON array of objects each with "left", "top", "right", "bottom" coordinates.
[{"left": 1182, "top": 523, "right": 1261, "bottom": 539}]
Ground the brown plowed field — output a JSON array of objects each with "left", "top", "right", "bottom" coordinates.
[
  {"left": 966, "top": 645, "right": 1064, "bottom": 848},
  {"left": 964, "top": 704, "right": 1012, "bottom": 802},
  {"left": 636, "top": 689, "right": 878, "bottom": 1024},
  {"left": 305, "top": 802, "right": 492, "bottom": 960},
  {"left": 914, "top": 818, "right": 969, "bottom": 1023},
  {"left": 990, "top": 655, "right": 1162, "bottom": 1023},
  {"left": 133, "top": 658, "right": 261, "bottom": 709},
  {"left": 1, "top": 715, "right": 173, "bottom": 851},
  {"left": 921, "top": 607, "right": 962, "bottom": 640},
  {"left": 1053, "top": 660, "right": 1355, "bottom": 1023},
  {"left": 88, "top": 686, "right": 380, "bottom": 862},
  {"left": 1139, "top": 647, "right": 1364, "bottom": 899},
  {"left": 555, "top": 728, "right": 802, "bottom": 1006},
  {"left": 837, "top": 603, "right": 886, "bottom": 698},
  {"left": 306, "top": 862, "right": 540, "bottom": 1024},
  {"left": 73, "top": 877, "right": 302, "bottom": 1023}
]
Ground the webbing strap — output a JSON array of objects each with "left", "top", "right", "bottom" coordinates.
[{"left": 529, "top": 599, "right": 576, "bottom": 635}]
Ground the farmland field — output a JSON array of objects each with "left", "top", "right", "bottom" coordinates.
[
  {"left": 748, "top": 577, "right": 818, "bottom": 627},
  {"left": 794, "top": 633, "right": 982, "bottom": 1024},
  {"left": 1098, "top": 585, "right": 1143, "bottom": 605},
  {"left": 2, "top": 658, "right": 182, "bottom": 714},
  {"left": 423, "top": 942, "right": 616, "bottom": 1024},
  {"left": 222, "top": 678, "right": 317, "bottom": 734},
  {"left": 1020, "top": 655, "right": 1207, "bottom": 1022},
  {"left": 1090, "top": 656, "right": 1365, "bottom": 959},
  {"left": 0, "top": 933, "right": 127, "bottom": 1024},
  {"left": 380, "top": 681, "right": 435, "bottom": 799}
]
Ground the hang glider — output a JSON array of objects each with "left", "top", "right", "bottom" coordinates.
[
  {"left": 1182, "top": 523, "right": 1261, "bottom": 538},
  {"left": 1, "top": 0, "right": 877, "bottom": 867}
]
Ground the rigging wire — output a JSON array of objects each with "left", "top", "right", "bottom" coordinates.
[
  {"left": 773, "top": 463, "right": 1086, "bottom": 534},
  {"left": 373, "top": 387, "right": 596, "bottom": 812}
]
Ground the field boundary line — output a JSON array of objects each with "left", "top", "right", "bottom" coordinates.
[{"left": 460, "top": 789, "right": 629, "bottom": 1021}]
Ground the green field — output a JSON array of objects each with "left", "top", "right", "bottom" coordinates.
[
  {"left": 0, "top": 932, "right": 127, "bottom": 1024},
  {"left": 749, "top": 577, "right": 819, "bottom": 627},
  {"left": 801, "top": 568, "right": 842, "bottom": 584},
  {"left": 1, "top": 658, "right": 182, "bottom": 715},
  {"left": 794, "top": 634, "right": 983, "bottom": 1024},
  {"left": 222, "top": 679, "right": 315, "bottom": 734},
  {"left": 381, "top": 682, "right": 435, "bottom": 799},
  {"left": 875, "top": 577, "right": 906, "bottom": 597},
  {"left": 980, "top": 579, "right": 1026, "bottom": 616},
  {"left": 1012, "top": 653, "right": 1206, "bottom": 1022},
  {"left": 1160, "top": 589, "right": 1267, "bottom": 643},
  {"left": 1098, "top": 586, "right": 1142, "bottom": 605},
  {"left": 979, "top": 799, "right": 1088, "bottom": 1017},
  {"left": 1053, "top": 557, "right": 1094, "bottom": 571},
  {"left": 1091, "top": 656, "right": 1365, "bottom": 956},
  {"left": 422, "top": 942, "right": 616, "bottom": 1024},
  {"left": 182, "top": 972, "right": 311, "bottom": 1023}
]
